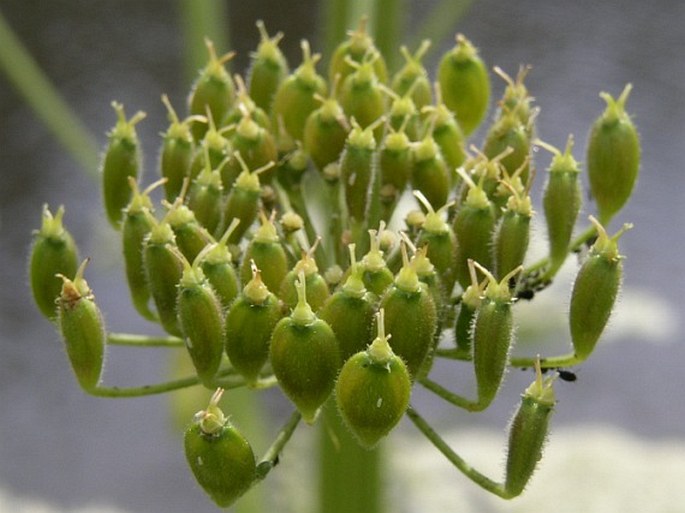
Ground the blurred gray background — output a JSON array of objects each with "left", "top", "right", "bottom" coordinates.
[{"left": 1, "top": 1, "right": 684, "bottom": 512}]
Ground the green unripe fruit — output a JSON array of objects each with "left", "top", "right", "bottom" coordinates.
[
  {"left": 101, "top": 102, "right": 145, "bottom": 228},
  {"left": 426, "top": 95, "right": 467, "bottom": 173},
  {"left": 143, "top": 221, "right": 183, "bottom": 337},
  {"left": 471, "top": 262, "right": 520, "bottom": 409},
  {"left": 30, "top": 205, "right": 79, "bottom": 320},
  {"left": 493, "top": 180, "right": 532, "bottom": 280},
  {"left": 414, "top": 191, "right": 458, "bottom": 295},
  {"left": 505, "top": 360, "right": 555, "bottom": 497},
  {"left": 437, "top": 34, "right": 490, "bottom": 136},
  {"left": 391, "top": 41, "right": 432, "bottom": 110},
  {"left": 224, "top": 74, "right": 272, "bottom": 131},
  {"left": 187, "top": 163, "right": 223, "bottom": 237},
  {"left": 493, "top": 65, "right": 535, "bottom": 130},
  {"left": 280, "top": 245, "right": 330, "bottom": 312},
  {"left": 224, "top": 114, "right": 278, "bottom": 186},
  {"left": 587, "top": 84, "right": 640, "bottom": 225},
  {"left": 239, "top": 212, "right": 288, "bottom": 293},
  {"left": 320, "top": 244, "right": 377, "bottom": 361},
  {"left": 303, "top": 78, "right": 350, "bottom": 172},
  {"left": 225, "top": 265, "right": 282, "bottom": 384},
  {"left": 56, "top": 260, "right": 104, "bottom": 391},
  {"left": 270, "top": 274, "right": 340, "bottom": 423},
  {"left": 122, "top": 178, "right": 164, "bottom": 321},
  {"left": 188, "top": 39, "right": 235, "bottom": 141},
  {"left": 483, "top": 109, "right": 531, "bottom": 186},
  {"left": 166, "top": 199, "right": 214, "bottom": 264},
  {"left": 328, "top": 18, "right": 388, "bottom": 85},
  {"left": 411, "top": 135, "right": 450, "bottom": 210},
  {"left": 272, "top": 40, "right": 327, "bottom": 142},
  {"left": 453, "top": 168, "right": 497, "bottom": 290},
  {"left": 378, "top": 128, "right": 413, "bottom": 222},
  {"left": 336, "top": 309, "right": 411, "bottom": 449},
  {"left": 454, "top": 260, "right": 484, "bottom": 353},
  {"left": 159, "top": 94, "right": 195, "bottom": 201},
  {"left": 219, "top": 155, "right": 271, "bottom": 243},
  {"left": 340, "top": 121, "right": 378, "bottom": 222},
  {"left": 339, "top": 57, "right": 386, "bottom": 139},
  {"left": 177, "top": 255, "right": 225, "bottom": 386},
  {"left": 569, "top": 217, "right": 630, "bottom": 361},
  {"left": 380, "top": 244, "right": 437, "bottom": 377},
  {"left": 539, "top": 136, "right": 582, "bottom": 275},
  {"left": 191, "top": 110, "right": 231, "bottom": 186},
  {"left": 184, "top": 389, "right": 256, "bottom": 507},
  {"left": 360, "top": 227, "right": 395, "bottom": 297},
  {"left": 199, "top": 219, "right": 241, "bottom": 311},
  {"left": 248, "top": 20, "right": 289, "bottom": 114}
]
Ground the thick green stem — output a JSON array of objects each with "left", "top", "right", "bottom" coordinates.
[
  {"left": 372, "top": 0, "right": 404, "bottom": 72},
  {"left": 406, "top": 406, "right": 512, "bottom": 499},
  {"left": 178, "top": 0, "right": 229, "bottom": 84},
  {"left": 319, "top": 399, "right": 383, "bottom": 513}
]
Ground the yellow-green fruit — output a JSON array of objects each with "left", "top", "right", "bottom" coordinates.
[
  {"left": 587, "top": 84, "right": 640, "bottom": 225},
  {"left": 159, "top": 94, "right": 194, "bottom": 201},
  {"left": 328, "top": 18, "right": 388, "bottom": 85},
  {"left": 437, "top": 34, "right": 490, "bottom": 136},
  {"left": 56, "top": 260, "right": 104, "bottom": 391},
  {"left": 336, "top": 311, "right": 411, "bottom": 448},
  {"left": 30, "top": 205, "right": 79, "bottom": 320}
]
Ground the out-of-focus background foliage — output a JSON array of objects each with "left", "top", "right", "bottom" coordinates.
[{"left": 1, "top": 1, "right": 684, "bottom": 512}]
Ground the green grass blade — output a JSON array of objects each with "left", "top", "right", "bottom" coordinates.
[{"left": 0, "top": 9, "right": 99, "bottom": 175}]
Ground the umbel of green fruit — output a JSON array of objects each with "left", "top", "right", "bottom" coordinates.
[
  {"left": 336, "top": 309, "right": 411, "bottom": 449},
  {"left": 184, "top": 389, "right": 256, "bottom": 507}
]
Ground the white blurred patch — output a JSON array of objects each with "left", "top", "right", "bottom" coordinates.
[
  {"left": 0, "top": 489, "right": 133, "bottom": 513},
  {"left": 390, "top": 424, "right": 685, "bottom": 513}
]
